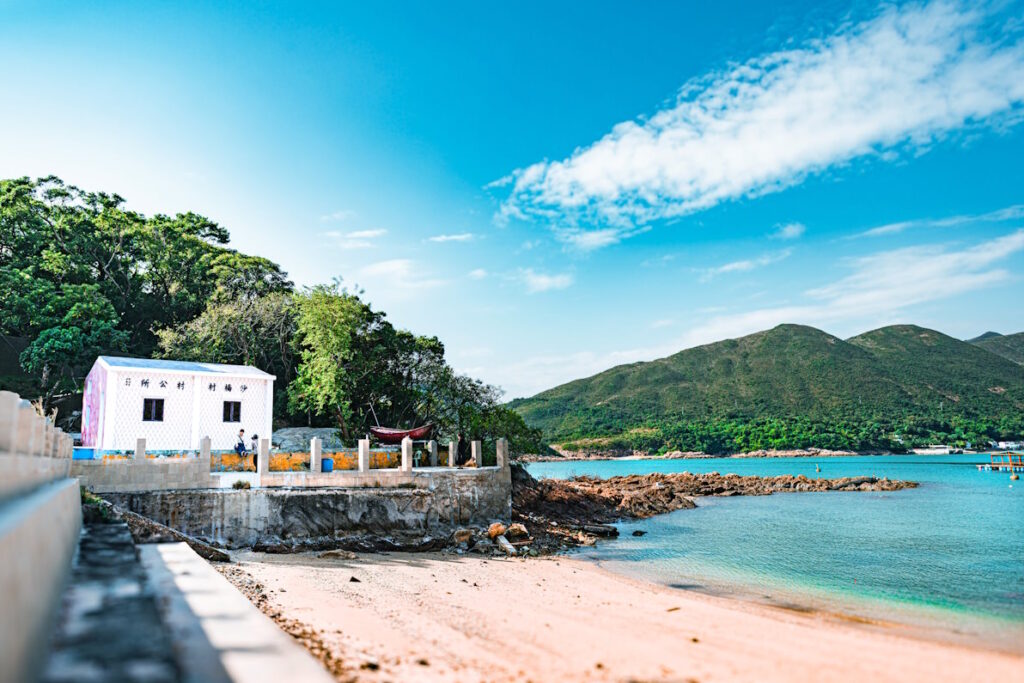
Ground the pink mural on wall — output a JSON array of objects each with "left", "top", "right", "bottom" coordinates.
[{"left": 81, "top": 363, "right": 107, "bottom": 447}]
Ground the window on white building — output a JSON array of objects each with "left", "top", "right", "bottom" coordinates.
[
  {"left": 223, "top": 401, "right": 242, "bottom": 423},
  {"left": 142, "top": 398, "right": 164, "bottom": 422}
]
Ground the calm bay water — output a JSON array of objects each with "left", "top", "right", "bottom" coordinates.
[{"left": 527, "top": 454, "right": 1024, "bottom": 651}]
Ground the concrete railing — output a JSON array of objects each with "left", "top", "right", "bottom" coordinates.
[
  {"left": 0, "top": 391, "right": 75, "bottom": 500},
  {"left": 0, "top": 390, "right": 82, "bottom": 683},
  {"left": 74, "top": 432, "right": 512, "bottom": 493}
]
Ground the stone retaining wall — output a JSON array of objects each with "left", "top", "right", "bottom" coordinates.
[{"left": 103, "top": 466, "right": 512, "bottom": 548}]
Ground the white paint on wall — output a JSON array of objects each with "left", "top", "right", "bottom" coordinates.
[{"left": 83, "top": 357, "right": 275, "bottom": 452}]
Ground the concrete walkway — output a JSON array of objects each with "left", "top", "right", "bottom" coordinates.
[
  {"left": 42, "top": 520, "right": 182, "bottom": 683},
  {"left": 42, "top": 518, "right": 332, "bottom": 683},
  {"left": 140, "top": 543, "right": 333, "bottom": 683}
]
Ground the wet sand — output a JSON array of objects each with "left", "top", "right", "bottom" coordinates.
[{"left": 223, "top": 550, "right": 1024, "bottom": 683}]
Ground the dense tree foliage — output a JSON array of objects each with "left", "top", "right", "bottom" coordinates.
[
  {"left": 514, "top": 324, "right": 1024, "bottom": 453},
  {"left": 1, "top": 176, "right": 542, "bottom": 454},
  {"left": 1, "top": 176, "right": 290, "bottom": 403}
]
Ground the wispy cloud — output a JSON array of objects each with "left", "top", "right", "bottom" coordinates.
[
  {"left": 496, "top": 2, "right": 1024, "bottom": 237},
  {"left": 324, "top": 228, "right": 387, "bottom": 249},
  {"left": 320, "top": 209, "right": 356, "bottom": 223},
  {"left": 519, "top": 268, "right": 574, "bottom": 293},
  {"left": 771, "top": 223, "right": 806, "bottom": 240},
  {"left": 357, "top": 259, "right": 447, "bottom": 295},
  {"left": 557, "top": 226, "right": 651, "bottom": 252},
  {"left": 651, "top": 318, "right": 674, "bottom": 329},
  {"left": 641, "top": 253, "right": 678, "bottom": 268},
  {"left": 468, "top": 268, "right": 487, "bottom": 280},
  {"left": 699, "top": 249, "right": 792, "bottom": 282},
  {"left": 428, "top": 232, "right": 475, "bottom": 243},
  {"left": 852, "top": 203, "right": 1024, "bottom": 238}
]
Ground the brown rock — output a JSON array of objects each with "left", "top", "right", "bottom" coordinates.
[
  {"left": 319, "top": 549, "right": 358, "bottom": 560},
  {"left": 505, "top": 522, "right": 528, "bottom": 540},
  {"left": 453, "top": 528, "right": 474, "bottom": 544},
  {"left": 487, "top": 522, "right": 507, "bottom": 539}
]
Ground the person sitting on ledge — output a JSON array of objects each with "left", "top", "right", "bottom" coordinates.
[{"left": 235, "top": 428, "right": 248, "bottom": 465}]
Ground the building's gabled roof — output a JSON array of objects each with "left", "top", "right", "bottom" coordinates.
[{"left": 96, "top": 356, "right": 275, "bottom": 379}]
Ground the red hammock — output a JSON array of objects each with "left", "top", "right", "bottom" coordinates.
[{"left": 369, "top": 424, "right": 434, "bottom": 444}]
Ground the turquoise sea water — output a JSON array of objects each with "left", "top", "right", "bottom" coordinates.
[{"left": 527, "top": 455, "right": 1024, "bottom": 652}]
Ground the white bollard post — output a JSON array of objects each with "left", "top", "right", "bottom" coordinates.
[
  {"left": 471, "top": 440, "right": 482, "bottom": 467},
  {"left": 47, "top": 425, "right": 59, "bottom": 458},
  {"left": 496, "top": 437, "right": 509, "bottom": 469},
  {"left": 401, "top": 437, "right": 413, "bottom": 472},
  {"left": 448, "top": 441, "right": 457, "bottom": 467},
  {"left": 134, "top": 437, "right": 147, "bottom": 461},
  {"left": 32, "top": 411, "right": 46, "bottom": 457},
  {"left": 15, "top": 403, "right": 35, "bottom": 456},
  {"left": 0, "top": 391, "right": 19, "bottom": 453},
  {"left": 310, "top": 437, "right": 322, "bottom": 473},
  {"left": 199, "top": 436, "right": 212, "bottom": 471},
  {"left": 358, "top": 439, "right": 370, "bottom": 472},
  {"left": 257, "top": 438, "right": 270, "bottom": 475},
  {"left": 50, "top": 427, "right": 62, "bottom": 458},
  {"left": 427, "top": 440, "right": 438, "bottom": 467}
]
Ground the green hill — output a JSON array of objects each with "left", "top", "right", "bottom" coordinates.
[
  {"left": 511, "top": 324, "right": 1024, "bottom": 454},
  {"left": 970, "top": 331, "right": 1024, "bottom": 365}
]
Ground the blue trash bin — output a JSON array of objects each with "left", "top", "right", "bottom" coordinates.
[{"left": 322, "top": 458, "right": 334, "bottom": 472}]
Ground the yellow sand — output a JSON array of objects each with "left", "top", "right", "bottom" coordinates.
[{"left": 231, "top": 550, "right": 1024, "bottom": 682}]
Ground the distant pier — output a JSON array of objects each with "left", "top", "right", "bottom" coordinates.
[{"left": 977, "top": 452, "right": 1024, "bottom": 472}]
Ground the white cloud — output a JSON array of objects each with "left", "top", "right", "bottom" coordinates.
[
  {"left": 651, "top": 318, "right": 674, "bottom": 329},
  {"left": 771, "top": 223, "right": 806, "bottom": 240},
  {"left": 685, "top": 230, "right": 1024, "bottom": 346},
  {"left": 557, "top": 225, "right": 651, "bottom": 252},
  {"left": 428, "top": 232, "right": 475, "bottom": 243},
  {"left": 357, "top": 259, "right": 447, "bottom": 296},
  {"left": 499, "top": 229, "right": 1024, "bottom": 396},
  {"left": 468, "top": 268, "right": 488, "bottom": 280},
  {"left": 497, "top": 2, "right": 1024, "bottom": 233},
  {"left": 699, "top": 249, "right": 792, "bottom": 281},
  {"left": 519, "top": 268, "right": 574, "bottom": 293},
  {"left": 853, "top": 203, "right": 1024, "bottom": 238},
  {"left": 324, "top": 228, "right": 387, "bottom": 249},
  {"left": 320, "top": 209, "right": 356, "bottom": 223}
]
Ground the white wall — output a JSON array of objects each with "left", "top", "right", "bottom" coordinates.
[
  {"left": 99, "top": 368, "right": 272, "bottom": 451},
  {"left": 103, "top": 370, "right": 195, "bottom": 451},
  {"left": 196, "top": 377, "right": 271, "bottom": 450}
]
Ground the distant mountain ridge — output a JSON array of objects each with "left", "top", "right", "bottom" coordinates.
[
  {"left": 511, "top": 324, "right": 1024, "bottom": 454},
  {"left": 970, "top": 331, "right": 1024, "bottom": 366}
]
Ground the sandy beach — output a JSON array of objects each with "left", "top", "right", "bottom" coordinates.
[{"left": 222, "top": 550, "right": 1024, "bottom": 683}]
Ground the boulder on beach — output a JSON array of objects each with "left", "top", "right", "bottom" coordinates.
[
  {"left": 487, "top": 522, "right": 508, "bottom": 539},
  {"left": 505, "top": 523, "right": 529, "bottom": 540}
]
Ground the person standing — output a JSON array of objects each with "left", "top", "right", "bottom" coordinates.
[{"left": 250, "top": 433, "right": 259, "bottom": 471}]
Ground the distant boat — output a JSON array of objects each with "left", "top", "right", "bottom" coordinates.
[
  {"left": 369, "top": 424, "right": 434, "bottom": 444},
  {"left": 912, "top": 444, "right": 951, "bottom": 455}
]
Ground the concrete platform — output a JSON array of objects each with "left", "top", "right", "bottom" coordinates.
[{"left": 140, "top": 543, "right": 333, "bottom": 683}]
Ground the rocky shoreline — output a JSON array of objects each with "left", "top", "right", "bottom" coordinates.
[{"left": 510, "top": 465, "right": 916, "bottom": 552}]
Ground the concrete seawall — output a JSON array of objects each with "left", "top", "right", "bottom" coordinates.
[
  {"left": 103, "top": 467, "right": 512, "bottom": 548},
  {"left": 0, "top": 391, "right": 80, "bottom": 683}
]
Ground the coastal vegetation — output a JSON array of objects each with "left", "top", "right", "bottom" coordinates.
[
  {"left": 512, "top": 324, "right": 1024, "bottom": 454},
  {"left": 0, "top": 175, "right": 544, "bottom": 454}
]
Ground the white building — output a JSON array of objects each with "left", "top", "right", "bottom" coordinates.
[{"left": 81, "top": 356, "right": 274, "bottom": 452}]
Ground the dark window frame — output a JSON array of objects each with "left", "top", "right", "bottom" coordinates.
[
  {"left": 223, "top": 400, "right": 242, "bottom": 423},
  {"left": 142, "top": 398, "right": 164, "bottom": 422}
]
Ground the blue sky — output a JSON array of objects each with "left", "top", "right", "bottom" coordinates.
[{"left": 2, "top": 0, "right": 1024, "bottom": 397}]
